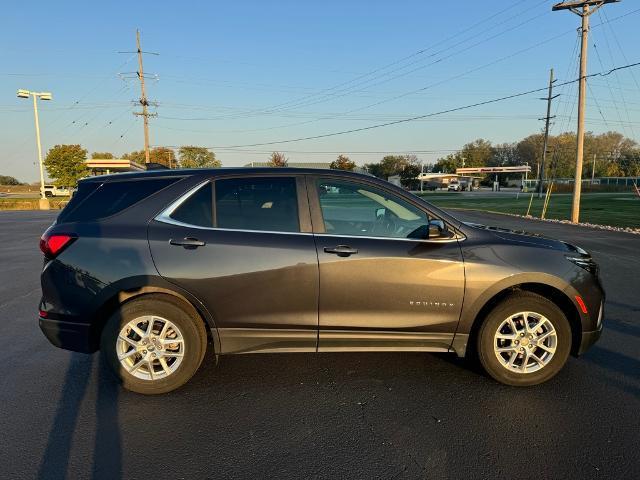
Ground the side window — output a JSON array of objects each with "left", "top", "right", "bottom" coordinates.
[
  {"left": 170, "top": 182, "right": 213, "bottom": 227},
  {"left": 317, "top": 179, "right": 430, "bottom": 239},
  {"left": 215, "top": 177, "right": 300, "bottom": 232}
]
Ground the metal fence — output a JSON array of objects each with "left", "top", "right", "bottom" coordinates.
[{"left": 523, "top": 177, "right": 640, "bottom": 188}]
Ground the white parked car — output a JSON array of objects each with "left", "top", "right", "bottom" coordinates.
[
  {"left": 42, "top": 185, "right": 71, "bottom": 197},
  {"left": 448, "top": 181, "right": 462, "bottom": 192}
]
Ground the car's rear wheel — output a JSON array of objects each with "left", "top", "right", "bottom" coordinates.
[
  {"left": 477, "top": 292, "right": 572, "bottom": 386},
  {"left": 101, "top": 295, "right": 207, "bottom": 394}
]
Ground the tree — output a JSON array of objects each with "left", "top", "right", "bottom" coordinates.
[
  {"left": 122, "top": 150, "right": 145, "bottom": 164},
  {"left": 492, "top": 143, "right": 519, "bottom": 167},
  {"left": 178, "top": 146, "right": 220, "bottom": 168},
  {"left": 91, "top": 152, "right": 114, "bottom": 159},
  {"left": 398, "top": 154, "right": 422, "bottom": 189},
  {"left": 330, "top": 154, "right": 356, "bottom": 170},
  {"left": 433, "top": 154, "right": 460, "bottom": 173},
  {"left": 516, "top": 134, "right": 545, "bottom": 175},
  {"left": 123, "top": 147, "right": 176, "bottom": 167},
  {"left": 363, "top": 162, "right": 385, "bottom": 178},
  {"left": 364, "top": 154, "right": 422, "bottom": 182},
  {"left": 44, "top": 144, "right": 89, "bottom": 187},
  {"left": 268, "top": 151, "right": 288, "bottom": 167},
  {"left": 379, "top": 155, "right": 409, "bottom": 178},
  {"left": 619, "top": 150, "right": 640, "bottom": 177},
  {"left": 459, "top": 139, "right": 494, "bottom": 167},
  {"left": 0, "top": 175, "right": 22, "bottom": 185}
]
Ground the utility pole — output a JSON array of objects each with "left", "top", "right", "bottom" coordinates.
[
  {"left": 552, "top": 0, "right": 620, "bottom": 223},
  {"left": 538, "top": 68, "right": 559, "bottom": 198},
  {"left": 133, "top": 29, "right": 156, "bottom": 164},
  {"left": 591, "top": 153, "right": 596, "bottom": 183}
]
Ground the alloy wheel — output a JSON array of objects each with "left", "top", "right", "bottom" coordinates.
[
  {"left": 493, "top": 311, "right": 557, "bottom": 374},
  {"left": 116, "top": 315, "right": 185, "bottom": 381}
]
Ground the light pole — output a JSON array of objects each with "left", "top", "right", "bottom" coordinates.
[{"left": 17, "top": 89, "right": 52, "bottom": 210}]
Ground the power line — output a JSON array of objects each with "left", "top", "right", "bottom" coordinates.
[
  {"left": 161, "top": 61, "right": 639, "bottom": 150},
  {"left": 601, "top": 8, "right": 640, "bottom": 92},
  {"left": 162, "top": 21, "right": 601, "bottom": 136},
  {"left": 160, "top": 3, "right": 638, "bottom": 133},
  {"left": 592, "top": 39, "right": 630, "bottom": 137},
  {"left": 157, "top": 26, "right": 578, "bottom": 138},
  {"left": 2, "top": 54, "right": 137, "bottom": 167},
  {"left": 552, "top": 29, "right": 581, "bottom": 134},
  {"left": 587, "top": 82, "right": 611, "bottom": 128},
  {"left": 167, "top": 1, "right": 552, "bottom": 126},
  {"left": 595, "top": 9, "right": 637, "bottom": 140},
  {"left": 258, "top": 4, "right": 553, "bottom": 115},
  {"left": 221, "top": 0, "right": 543, "bottom": 119}
]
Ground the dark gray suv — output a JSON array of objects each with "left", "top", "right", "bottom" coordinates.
[{"left": 38, "top": 168, "right": 604, "bottom": 394}]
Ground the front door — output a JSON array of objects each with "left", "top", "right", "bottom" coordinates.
[
  {"left": 309, "top": 176, "right": 465, "bottom": 352},
  {"left": 148, "top": 175, "right": 319, "bottom": 354}
]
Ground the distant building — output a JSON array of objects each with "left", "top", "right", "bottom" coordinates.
[
  {"left": 387, "top": 175, "right": 402, "bottom": 187},
  {"left": 86, "top": 158, "right": 145, "bottom": 176},
  {"left": 243, "top": 161, "right": 332, "bottom": 169},
  {"left": 243, "top": 161, "right": 370, "bottom": 175}
]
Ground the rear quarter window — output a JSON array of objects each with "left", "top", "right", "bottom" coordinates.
[{"left": 58, "top": 177, "right": 179, "bottom": 223}]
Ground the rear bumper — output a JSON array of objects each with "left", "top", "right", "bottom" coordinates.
[
  {"left": 577, "top": 324, "right": 603, "bottom": 356},
  {"left": 39, "top": 317, "right": 97, "bottom": 353}
]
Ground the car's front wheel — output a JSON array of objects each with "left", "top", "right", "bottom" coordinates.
[
  {"left": 101, "top": 295, "right": 207, "bottom": 394},
  {"left": 477, "top": 292, "right": 572, "bottom": 386}
]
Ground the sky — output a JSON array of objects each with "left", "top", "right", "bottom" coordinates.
[{"left": 1, "top": 0, "right": 639, "bottom": 182}]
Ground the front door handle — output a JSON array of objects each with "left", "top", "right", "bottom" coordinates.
[
  {"left": 324, "top": 245, "right": 358, "bottom": 257},
  {"left": 169, "top": 237, "right": 206, "bottom": 249}
]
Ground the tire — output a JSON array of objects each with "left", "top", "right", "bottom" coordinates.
[
  {"left": 101, "top": 295, "right": 208, "bottom": 394},
  {"left": 476, "top": 291, "right": 571, "bottom": 386}
]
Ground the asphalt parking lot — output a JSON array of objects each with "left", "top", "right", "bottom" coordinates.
[{"left": 0, "top": 209, "right": 638, "bottom": 479}]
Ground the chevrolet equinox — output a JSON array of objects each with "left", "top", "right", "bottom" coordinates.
[{"left": 39, "top": 168, "right": 604, "bottom": 394}]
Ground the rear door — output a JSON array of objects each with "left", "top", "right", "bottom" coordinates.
[
  {"left": 308, "top": 175, "right": 465, "bottom": 352},
  {"left": 148, "top": 175, "right": 319, "bottom": 354}
]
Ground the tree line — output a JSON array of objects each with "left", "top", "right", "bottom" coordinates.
[
  {"left": 7, "top": 130, "right": 639, "bottom": 187},
  {"left": 41, "top": 145, "right": 221, "bottom": 187},
  {"left": 352, "top": 131, "right": 640, "bottom": 189},
  {"left": 430, "top": 131, "right": 640, "bottom": 179}
]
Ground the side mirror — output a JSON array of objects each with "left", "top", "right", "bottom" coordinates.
[{"left": 428, "top": 219, "right": 445, "bottom": 238}]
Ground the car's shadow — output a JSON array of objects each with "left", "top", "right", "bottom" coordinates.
[
  {"left": 38, "top": 356, "right": 122, "bottom": 480},
  {"left": 35, "top": 338, "right": 639, "bottom": 479}
]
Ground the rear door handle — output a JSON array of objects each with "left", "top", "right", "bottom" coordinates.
[
  {"left": 324, "top": 245, "right": 358, "bottom": 257},
  {"left": 169, "top": 237, "right": 206, "bottom": 248}
]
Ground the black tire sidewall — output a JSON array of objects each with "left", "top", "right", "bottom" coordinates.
[
  {"left": 101, "top": 296, "right": 207, "bottom": 395},
  {"left": 478, "top": 293, "right": 572, "bottom": 386}
]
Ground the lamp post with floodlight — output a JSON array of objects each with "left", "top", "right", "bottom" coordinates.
[{"left": 17, "top": 89, "right": 52, "bottom": 210}]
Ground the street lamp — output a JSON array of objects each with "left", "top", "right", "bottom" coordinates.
[{"left": 17, "top": 89, "right": 52, "bottom": 210}]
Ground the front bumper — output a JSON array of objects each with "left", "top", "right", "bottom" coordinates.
[
  {"left": 39, "top": 317, "right": 97, "bottom": 353},
  {"left": 577, "top": 324, "right": 603, "bottom": 356}
]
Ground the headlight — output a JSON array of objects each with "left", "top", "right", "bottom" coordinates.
[{"left": 566, "top": 255, "right": 599, "bottom": 276}]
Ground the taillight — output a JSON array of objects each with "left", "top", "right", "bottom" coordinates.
[{"left": 40, "top": 233, "right": 76, "bottom": 258}]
